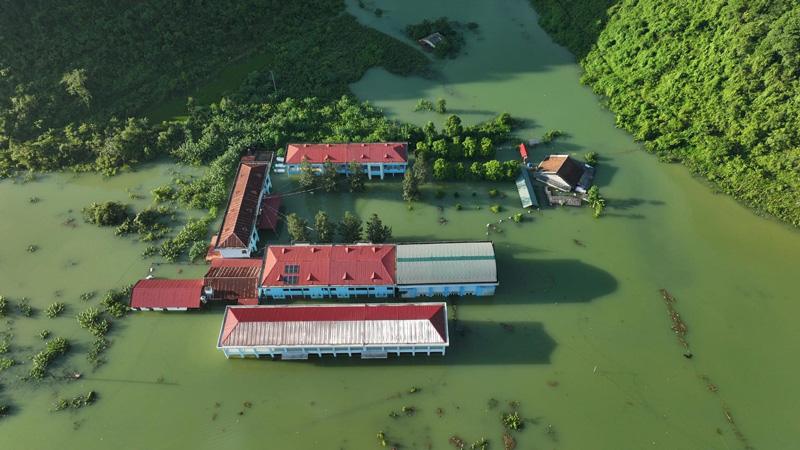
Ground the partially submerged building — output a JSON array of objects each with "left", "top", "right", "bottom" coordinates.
[
  {"left": 260, "top": 244, "right": 396, "bottom": 299},
  {"left": 213, "top": 154, "right": 274, "bottom": 258},
  {"left": 418, "top": 32, "right": 445, "bottom": 49},
  {"left": 283, "top": 143, "right": 407, "bottom": 180},
  {"left": 130, "top": 279, "right": 205, "bottom": 311},
  {"left": 395, "top": 242, "right": 498, "bottom": 297},
  {"left": 202, "top": 258, "right": 262, "bottom": 305},
  {"left": 532, "top": 155, "right": 594, "bottom": 193},
  {"left": 216, "top": 303, "right": 449, "bottom": 359}
]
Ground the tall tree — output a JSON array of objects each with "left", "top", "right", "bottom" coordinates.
[
  {"left": 338, "top": 211, "right": 363, "bottom": 243},
  {"left": 365, "top": 213, "right": 392, "bottom": 243},
  {"left": 435, "top": 98, "right": 447, "bottom": 114},
  {"left": 348, "top": 160, "right": 366, "bottom": 193},
  {"left": 299, "top": 156, "right": 315, "bottom": 189},
  {"left": 412, "top": 154, "right": 429, "bottom": 185},
  {"left": 314, "top": 210, "right": 334, "bottom": 243},
  {"left": 287, "top": 213, "right": 310, "bottom": 243},
  {"left": 444, "top": 114, "right": 463, "bottom": 137},
  {"left": 402, "top": 169, "right": 420, "bottom": 201},
  {"left": 321, "top": 157, "right": 340, "bottom": 192}
]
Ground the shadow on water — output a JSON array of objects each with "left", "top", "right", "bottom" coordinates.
[
  {"left": 494, "top": 249, "right": 618, "bottom": 304},
  {"left": 227, "top": 319, "right": 557, "bottom": 367}
]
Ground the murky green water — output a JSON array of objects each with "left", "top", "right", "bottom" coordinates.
[{"left": 2, "top": 1, "right": 799, "bottom": 448}]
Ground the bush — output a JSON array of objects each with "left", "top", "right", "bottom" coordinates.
[
  {"left": 490, "top": 205, "right": 501, "bottom": 213},
  {"left": 102, "top": 287, "right": 130, "bottom": 319},
  {"left": 29, "top": 337, "right": 70, "bottom": 380},
  {"left": 456, "top": 204, "right": 462, "bottom": 210},
  {"left": 501, "top": 411, "right": 523, "bottom": 430},
  {"left": 513, "top": 213, "right": 522, "bottom": 223},
  {"left": 82, "top": 201, "right": 129, "bottom": 226},
  {"left": 489, "top": 189, "right": 498, "bottom": 197}
]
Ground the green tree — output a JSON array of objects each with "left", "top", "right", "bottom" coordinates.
[
  {"left": 483, "top": 160, "right": 503, "bottom": 181},
  {"left": 463, "top": 136, "right": 478, "bottom": 158},
  {"left": 479, "top": 137, "right": 495, "bottom": 158},
  {"left": 60, "top": 68, "right": 91, "bottom": 107},
  {"left": 502, "top": 160, "right": 521, "bottom": 180},
  {"left": 453, "top": 162, "right": 468, "bottom": 180},
  {"left": 585, "top": 152, "right": 598, "bottom": 166},
  {"left": 431, "top": 139, "right": 449, "bottom": 158},
  {"left": 423, "top": 121, "right": 437, "bottom": 141},
  {"left": 287, "top": 213, "right": 311, "bottom": 243},
  {"left": 188, "top": 240, "right": 208, "bottom": 262},
  {"left": 321, "top": 158, "right": 340, "bottom": 192},
  {"left": 412, "top": 154, "right": 429, "bottom": 185},
  {"left": 82, "top": 201, "right": 129, "bottom": 226},
  {"left": 348, "top": 160, "right": 367, "bottom": 193},
  {"left": 402, "top": 169, "right": 421, "bottom": 201},
  {"left": 365, "top": 213, "right": 392, "bottom": 243},
  {"left": 470, "top": 162, "right": 485, "bottom": 180},
  {"left": 433, "top": 158, "right": 452, "bottom": 180},
  {"left": 587, "top": 185, "right": 605, "bottom": 218},
  {"left": 435, "top": 98, "right": 447, "bottom": 114},
  {"left": 444, "top": 114, "right": 463, "bottom": 137},
  {"left": 338, "top": 211, "right": 363, "bottom": 243},
  {"left": 299, "top": 156, "right": 316, "bottom": 189},
  {"left": 413, "top": 99, "right": 433, "bottom": 112},
  {"left": 314, "top": 210, "right": 335, "bottom": 243}
]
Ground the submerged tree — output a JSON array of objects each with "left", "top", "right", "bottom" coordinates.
[
  {"left": 299, "top": 156, "right": 315, "bottom": 189},
  {"left": 314, "top": 210, "right": 334, "bottom": 243},
  {"left": 433, "top": 158, "right": 452, "bottom": 180},
  {"left": 435, "top": 98, "right": 447, "bottom": 114},
  {"left": 412, "top": 154, "right": 430, "bottom": 185},
  {"left": 365, "top": 213, "right": 392, "bottom": 243},
  {"left": 587, "top": 185, "right": 605, "bottom": 218},
  {"left": 402, "top": 169, "right": 421, "bottom": 201},
  {"left": 287, "top": 213, "right": 311, "bottom": 243},
  {"left": 348, "top": 160, "right": 366, "bottom": 193},
  {"left": 321, "top": 158, "right": 340, "bottom": 192},
  {"left": 82, "top": 201, "right": 129, "bottom": 226},
  {"left": 338, "top": 211, "right": 363, "bottom": 243}
]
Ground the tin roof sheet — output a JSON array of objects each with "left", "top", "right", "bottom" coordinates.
[
  {"left": 130, "top": 279, "right": 204, "bottom": 309},
  {"left": 285, "top": 142, "right": 407, "bottom": 165},
  {"left": 395, "top": 242, "right": 497, "bottom": 285},
  {"left": 216, "top": 160, "right": 268, "bottom": 249},
  {"left": 218, "top": 303, "right": 448, "bottom": 348},
  {"left": 261, "top": 244, "right": 396, "bottom": 287},
  {"left": 203, "top": 258, "right": 262, "bottom": 300}
]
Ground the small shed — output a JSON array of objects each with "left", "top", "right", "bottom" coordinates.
[
  {"left": 418, "top": 32, "right": 445, "bottom": 49},
  {"left": 516, "top": 168, "right": 539, "bottom": 208},
  {"left": 519, "top": 143, "right": 529, "bottom": 163},
  {"left": 130, "top": 279, "right": 204, "bottom": 311}
]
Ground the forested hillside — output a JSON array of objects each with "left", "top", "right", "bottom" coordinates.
[
  {"left": 531, "top": 0, "right": 800, "bottom": 225},
  {"left": 0, "top": 0, "right": 430, "bottom": 175}
]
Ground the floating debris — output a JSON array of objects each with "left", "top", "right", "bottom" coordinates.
[
  {"left": 502, "top": 431, "right": 516, "bottom": 450},
  {"left": 500, "top": 323, "right": 514, "bottom": 333},
  {"left": 659, "top": 289, "right": 688, "bottom": 348},
  {"left": 435, "top": 407, "right": 443, "bottom": 416},
  {"left": 573, "top": 239, "right": 584, "bottom": 247},
  {"left": 449, "top": 436, "right": 466, "bottom": 448},
  {"left": 547, "top": 380, "right": 558, "bottom": 387},
  {"left": 439, "top": 217, "right": 448, "bottom": 225}
]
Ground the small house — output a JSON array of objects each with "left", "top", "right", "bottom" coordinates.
[
  {"left": 532, "top": 155, "right": 594, "bottom": 193},
  {"left": 418, "top": 33, "right": 445, "bottom": 49}
]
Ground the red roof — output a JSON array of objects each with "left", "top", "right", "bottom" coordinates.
[
  {"left": 257, "top": 194, "right": 282, "bottom": 230},
  {"left": 284, "top": 143, "right": 407, "bottom": 165},
  {"left": 130, "top": 279, "right": 204, "bottom": 309},
  {"left": 203, "top": 258, "right": 263, "bottom": 300},
  {"left": 238, "top": 298, "right": 259, "bottom": 305},
  {"left": 216, "top": 161, "right": 268, "bottom": 249},
  {"left": 205, "top": 235, "right": 221, "bottom": 261},
  {"left": 519, "top": 143, "right": 529, "bottom": 159},
  {"left": 218, "top": 303, "right": 448, "bottom": 348},
  {"left": 261, "top": 244, "right": 396, "bottom": 287}
]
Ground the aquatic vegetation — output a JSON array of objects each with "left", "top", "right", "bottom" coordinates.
[
  {"left": 487, "top": 398, "right": 498, "bottom": 409},
  {"left": 27, "top": 245, "right": 38, "bottom": 253},
  {"left": 103, "top": 286, "right": 131, "bottom": 318},
  {"left": 188, "top": 240, "right": 209, "bottom": 262},
  {"left": 82, "top": 201, "right": 130, "bottom": 226},
  {"left": 414, "top": 99, "right": 433, "bottom": 112},
  {"left": 0, "top": 296, "right": 8, "bottom": 317},
  {"left": 541, "top": 129, "right": 565, "bottom": 144},
  {"left": 490, "top": 205, "right": 501, "bottom": 213},
  {"left": 586, "top": 186, "right": 605, "bottom": 218},
  {"left": 469, "top": 438, "right": 489, "bottom": 450},
  {"left": 502, "top": 431, "right": 515, "bottom": 450},
  {"left": 401, "top": 405, "right": 415, "bottom": 416},
  {"left": 449, "top": 436, "right": 466, "bottom": 448},
  {"left": 151, "top": 185, "right": 175, "bottom": 203},
  {"left": 29, "top": 197, "right": 39, "bottom": 203},
  {"left": 38, "top": 330, "right": 50, "bottom": 340},
  {"left": 0, "top": 357, "right": 14, "bottom": 371},
  {"left": 489, "top": 189, "right": 498, "bottom": 197},
  {"left": 660, "top": 289, "right": 688, "bottom": 348},
  {"left": 585, "top": 152, "right": 598, "bottom": 166},
  {"left": 377, "top": 430, "right": 388, "bottom": 447},
  {"left": 408, "top": 387, "right": 421, "bottom": 394},
  {"left": 53, "top": 391, "right": 97, "bottom": 411},
  {"left": 29, "top": 337, "right": 70, "bottom": 380},
  {"left": 0, "top": 404, "right": 10, "bottom": 417},
  {"left": 500, "top": 411, "right": 523, "bottom": 430},
  {"left": 456, "top": 204, "right": 462, "bottom": 211},
  {"left": 18, "top": 298, "right": 33, "bottom": 317},
  {"left": 87, "top": 336, "right": 108, "bottom": 367},
  {"left": 77, "top": 307, "right": 110, "bottom": 336},
  {"left": 142, "top": 246, "right": 158, "bottom": 258},
  {"left": 513, "top": 214, "right": 522, "bottom": 223},
  {"left": 80, "top": 291, "right": 96, "bottom": 301}
]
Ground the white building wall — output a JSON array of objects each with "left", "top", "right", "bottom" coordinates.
[{"left": 221, "top": 344, "right": 446, "bottom": 359}]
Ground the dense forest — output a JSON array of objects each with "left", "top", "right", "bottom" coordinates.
[
  {"left": 531, "top": 0, "right": 800, "bottom": 225},
  {"left": 0, "top": 0, "right": 430, "bottom": 175}
]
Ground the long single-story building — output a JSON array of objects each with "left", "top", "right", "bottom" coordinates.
[
  {"left": 130, "top": 279, "right": 205, "bottom": 311},
  {"left": 217, "top": 303, "right": 449, "bottom": 359},
  {"left": 284, "top": 143, "right": 407, "bottom": 180},
  {"left": 395, "top": 242, "right": 499, "bottom": 298},
  {"left": 213, "top": 153, "right": 274, "bottom": 258},
  {"left": 260, "top": 244, "right": 396, "bottom": 299}
]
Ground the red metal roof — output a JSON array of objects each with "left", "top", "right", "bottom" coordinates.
[
  {"left": 218, "top": 303, "right": 448, "bottom": 347},
  {"left": 284, "top": 143, "right": 407, "bottom": 165},
  {"left": 519, "top": 143, "right": 529, "bottom": 159},
  {"left": 216, "top": 161, "right": 268, "bottom": 249},
  {"left": 205, "top": 235, "right": 221, "bottom": 261},
  {"left": 130, "top": 279, "right": 204, "bottom": 309},
  {"left": 203, "top": 258, "right": 262, "bottom": 300},
  {"left": 257, "top": 194, "right": 282, "bottom": 230},
  {"left": 261, "top": 244, "right": 396, "bottom": 287}
]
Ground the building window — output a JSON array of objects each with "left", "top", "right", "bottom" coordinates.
[
  {"left": 284, "top": 264, "right": 299, "bottom": 274},
  {"left": 283, "top": 275, "right": 298, "bottom": 285}
]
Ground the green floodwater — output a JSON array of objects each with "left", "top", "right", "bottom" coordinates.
[{"left": 1, "top": 1, "right": 800, "bottom": 448}]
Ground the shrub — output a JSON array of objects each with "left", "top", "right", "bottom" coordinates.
[
  {"left": 489, "top": 189, "right": 498, "bottom": 197},
  {"left": 490, "top": 205, "right": 501, "bottom": 213},
  {"left": 513, "top": 213, "right": 522, "bottom": 223},
  {"left": 38, "top": 330, "right": 50, "bottom": 340},
  {"left": 585, "top": 152, "right": 598, "bottom": 166},
  {"left": 501, "top": 411, "right": 523, "bottom": 430},
  {"left": 456, "top": 204, "right": 462, "bottom": 210},
  {"left": 0, "top": 296, "right": 8, "bottom": 317},
  {"left": 82, "top": 201, "right": 129, "bottom": 226}
]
